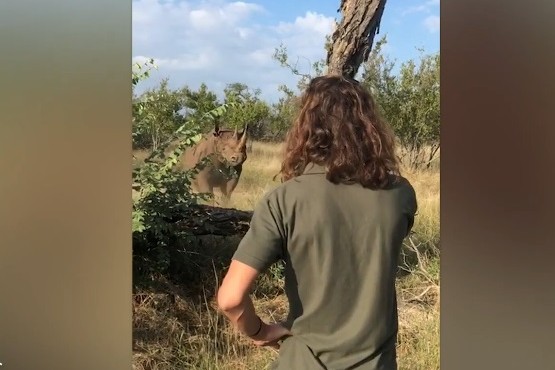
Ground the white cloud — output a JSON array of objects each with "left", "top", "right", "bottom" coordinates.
[
  {"left": 401, "top": 0, "right": 439, "bottom": 16},
  {"left": 275, "top": 11, "right": 334, "bottom": 36},
  {"left": 423, "top": 15, "right": 440, "bottom": 33},
  {"left": 399, "top": 1, "right": 439, "bottom": 34},
  {"left": 132, "top": 0, "right": 335, "bottom": 102},
  {"left": 155, "top": 52, "right": 217, "bottom": 70}
]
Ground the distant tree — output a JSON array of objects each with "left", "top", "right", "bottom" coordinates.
[
  {"left": 133, "top": 78, "right": 189, "bottom": 150},
  {"left": 273, "top": 43, "right": 327, "bottom": 92},
  {"left": 132, "top": 58, "right": 157, "bottom": 148},
  {"left": 362, "top": 37, "right": 440, "bottom": 169},
  {"left": 221, "top": 83, "right": 271, "bottom": 140},
  {"left": 182, "top": 83, "right": 221, "bottom": 132},
  {"left": 267, "top": 84, "right": 301, "bottom": 141}
]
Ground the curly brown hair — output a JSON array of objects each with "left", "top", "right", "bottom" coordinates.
[{"left": 279, "top": 75, "right": 400, "bottom": 189}]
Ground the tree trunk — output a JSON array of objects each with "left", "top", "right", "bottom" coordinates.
[{"left": 327, "top": 0, "right": 387, "bottom": 78}]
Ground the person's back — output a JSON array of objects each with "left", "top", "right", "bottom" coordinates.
[{"left": 217, "top": 75, "right": 417, "bottom": 370}]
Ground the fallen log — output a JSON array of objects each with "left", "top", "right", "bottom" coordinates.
[{"left": 174, "top": 204, "right": 253, "bottom": 237}]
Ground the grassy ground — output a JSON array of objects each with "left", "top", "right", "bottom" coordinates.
[{"left": 133, "top": 141, "right": 440, "bottom": 370}]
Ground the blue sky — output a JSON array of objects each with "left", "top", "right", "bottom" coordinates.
[{"left": 132, "top": 0, "right": 439, "bottom": 102}]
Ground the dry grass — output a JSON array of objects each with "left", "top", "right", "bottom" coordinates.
[
  {"left": 402, "top": 167, "right": 440, "bottom": 249},
  {"left": 226, "top": 142, "right": 284, "bottom": 210},
  {"left": 133, "top": 141, "right": 440, "bottom": 370}
]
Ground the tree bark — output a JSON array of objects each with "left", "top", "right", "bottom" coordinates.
[{"left": 327, "top": 0, "right": 387, "bottom": 78}]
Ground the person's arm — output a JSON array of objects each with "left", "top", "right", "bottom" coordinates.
[
  {"left": 217, "top": 193, "right": 291, "bottom": 346},
  {"left": 217, "top": 260, "right": 292, "bottom": 346},
  {"left": 217, "top": 260, "right": 264, "bottom": 338}
]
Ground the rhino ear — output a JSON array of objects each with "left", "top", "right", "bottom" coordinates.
[
  {"left": 212, "top": 123, "right": 221, "bottom": 137},
  {"left": 212, "top": 128, "right": 220, "bottom": 137}
]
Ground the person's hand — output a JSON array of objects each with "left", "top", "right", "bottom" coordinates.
[{"left": 250, "top": 322, "right": 292, "bottom": 348}]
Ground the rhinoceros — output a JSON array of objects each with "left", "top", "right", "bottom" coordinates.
[{"left": 177, "top": 123, "right": 249, "bottom": 203}]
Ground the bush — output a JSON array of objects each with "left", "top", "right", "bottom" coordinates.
[
  {"left": 132, "top": 61, "right": 237, "bottom": 285},
  {"left": 362, "top": 36, "right": 440, "bottom": 170}
]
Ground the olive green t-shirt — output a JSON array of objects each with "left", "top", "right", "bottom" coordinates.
[{"left": 232, "top": 163, "right": 417, "bottom": 370}]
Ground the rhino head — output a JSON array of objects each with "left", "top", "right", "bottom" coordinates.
[{"left": 212, "top": 123, "right": 249, "bottom": 167}]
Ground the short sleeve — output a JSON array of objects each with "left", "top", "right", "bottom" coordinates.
[
  {"left": 405, "top": 183, "right": 418, "bottom": 236},
  {"left": 232, "top": 193, "right": 286, "bottom": 272}
]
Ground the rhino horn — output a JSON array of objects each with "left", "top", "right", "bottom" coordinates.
[{"left": 239, "top": 123, "right": 249, "bottom": 146}]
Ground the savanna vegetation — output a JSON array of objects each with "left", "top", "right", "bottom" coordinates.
[{"left": 131, "top": 5, "right": 440, "bottom": 368}]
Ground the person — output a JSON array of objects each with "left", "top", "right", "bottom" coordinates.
[{"left": 217, "top": 75, "right": 417, "bottom": 370}]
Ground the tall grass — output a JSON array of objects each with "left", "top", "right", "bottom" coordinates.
[{"left": 133, "top": 141, "right": 440, "bottom": 370}]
